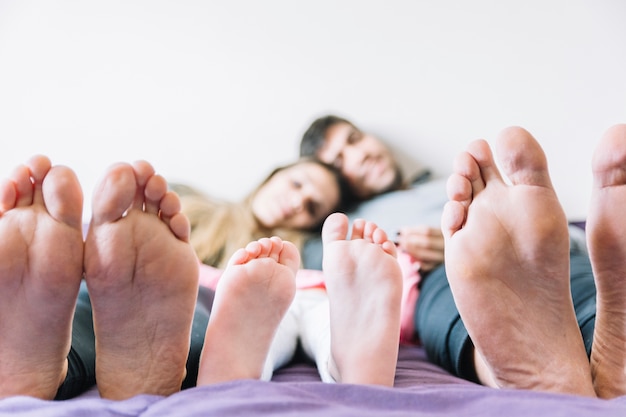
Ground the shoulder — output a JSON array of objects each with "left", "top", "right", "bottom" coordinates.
[
  {"left": 344, "top": 177, "right": 448, "bottom": 234},
  {"left": 301, "top": 178, "right": 448, "bottom": 271}
]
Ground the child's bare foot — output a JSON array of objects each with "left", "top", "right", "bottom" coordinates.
[
  {"left": 322, "top": 212, "right": 402, "bottom": 386},
  {"left": 197, "top": 236, "right": 298, "bottom": 384},
  {"left": 587, "top": 124, "right": 626, "bottom": 398},
  {"left": 84, "top": 161, "right": 199, "bottom": 400},
  {"left": 0, "top": 155, "right": 84, "bottom": 399},
  {"left": 441, "top": 127, "right": 595, "bottom": 396}
]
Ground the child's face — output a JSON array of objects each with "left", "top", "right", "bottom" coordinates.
[
  {"left": 316, "top": 122, "right": 400, "bottom": 199},
  {"left": 251, "top": 162, "right": 340, "bottom": 230}
]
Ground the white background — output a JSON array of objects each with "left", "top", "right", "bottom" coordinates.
[{"left": 1, "top": 0, "right": 625, "bottom": 221}]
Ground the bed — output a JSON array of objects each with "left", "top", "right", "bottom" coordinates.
[
  {"left": 2, "top": 343, "right": 626, "bottom": 416},
  {"left": 2, "top": 179, "right": 621, "bottom": 416}
]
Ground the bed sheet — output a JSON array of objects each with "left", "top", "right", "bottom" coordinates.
[{"left": 2, "top": 345, "right": 626, "bottom": 416}]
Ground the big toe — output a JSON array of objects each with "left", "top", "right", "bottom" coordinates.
[
  {"left": 496, "top": 126, "right": 553, "bottom": 188},
  {"left": 592, "top": 124, "right": 626, "bottom": 186},
  {"left": 42, "top": 166, "right": 84, "bottom": 229},
  {"left": 322, "top": 212, "right": 349, "bottom": 244},
  {"left": 279, "top": 240, "right": 302, "bottom": 272},
  {"left": 91, "top": 163, "right": 137, "bottom": 224}
]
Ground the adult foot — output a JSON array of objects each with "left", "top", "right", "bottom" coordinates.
[
  {"left": 0, "top": 155, "right": 84, "bottom": 399},
  {"left": 441, "top": 127, "right": 595, "bottom": 396},
  {"left": 197, "top": 236, "right": 298, "bottom": 384},
  {"left": 84, "top": 160, "right": 199, "bottom": 400},
  {"left": 322, "top": 212, "right": 402, "bottom": 386},
  {"left": 587, "top": 123, "right": 626, "bottom": 398}
]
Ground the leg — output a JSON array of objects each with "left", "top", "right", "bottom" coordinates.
[
  {"left": 83, "top": 160, "right": 199, "bottom": 400},
  {"left": 413, "top": 264, "right": 480, "bottom": 383},
  {"left": 415, "top": 249, "right": 599, "bottom": 388},
  {"left": 297, "top": 289, "right": 333, "bottom": 382},
  {"left": 587, "top": 124, "right": 626, "bottom": 398},
  {"left": 441, "top": 127, "right": 595, "bottom": 396},
  {"left": 55, "top": 282, "right": 96, "bottom": 399},
  {"left": 180, "top": 285, "right": 213, "bottom": 389},
  {"left": 260, "top": 297, "right": 300, "bottom": 381},
  {"left": 322, "top": 212, "right": 402, "bottom": 386},
  {"left": 197, "top": 236, "right": 298, "bottom": 384},
  {"left": 0, "top": 155, "right": 84, "bottom": 399}
]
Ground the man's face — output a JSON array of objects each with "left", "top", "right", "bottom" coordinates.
[{"left": 316, "top": 122, "right": 400, "bottom": 199}]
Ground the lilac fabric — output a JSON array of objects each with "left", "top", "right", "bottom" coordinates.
[{"left": 2, "top": 346, "right": 626, "bottom": 416}]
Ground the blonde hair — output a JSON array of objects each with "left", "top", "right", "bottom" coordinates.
[{"left": 181, "top": 192, "right": 309, "bottom": 269}]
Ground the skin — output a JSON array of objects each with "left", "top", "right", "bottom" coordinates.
[
  {"left": 0, "top": 156, "right": 200, "bottom": 400},
  {"left": 199, "top": 213, "right": 403, "bottom": 388},
  {"left": 586, "top": 124, "right": 626, "bottom": 398},
  {"left": 7, "top": 125, "right": 626, "bottom": 399},
  {"left": 442, "top": 127, "right": 595, "bottom": 395},
  {"left": 317, "top": 122, "right": 398, "bottom": 200},
  {"left": 197, "top": 236, "right": 299, "bottom": 384},
  {"left": 0, "top": 153, "right": 400, "bottom": 398},
  {"left": 395, "top": 224, "right": 444, "bottom": 272},
  {"left": 322, "top": 212, "right": 403, "bottom": 386},
  {"left": 84, "top": 160, "right": 200, "bottom": 400},
  {"left": 0, "top": 156, "right": 84, "bottom": 400},
  {"left": 442, "top": 125, "right": 626, "bottom": 398},
  {"left": 251, "top": 162, "right": 340, "bottom": 230}
]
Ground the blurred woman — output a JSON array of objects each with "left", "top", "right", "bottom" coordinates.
[{"left": 173, "top": 158, "right": 354, "bottom": 269}]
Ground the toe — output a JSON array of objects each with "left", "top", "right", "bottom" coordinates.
[
  {"left": 592, "top": 124, "right": 626, "bottom": 187},
  {"left": 441, "top": 200, "right": 466, "bottom": 239},
  {"left": 91, "top": 163, "right": 136, "bottom": 224},
  {"left": 496, "top": 126, "right": 553, "bottom": 188},
  {"left": 42, "top": 166, "right": 84, "bottom": 229},
  {"left": 0, "top": 178, "right": 17, "bottom": 213},
  {"left": 144, "top": 174, "right": 168, "bottom": 215},
  {"left": 322, "top": 212, "right": 349, "bottom": 244}
]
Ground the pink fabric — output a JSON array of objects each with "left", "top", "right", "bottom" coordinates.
[
  {"left": 197, "top": 251, "right": 421, "bottom": 344},
  {"left": 197, "top": 262, "right": 326, "bottom": 290},
  {"left": 197, "top": 262, "right": 223, "bottom": 289},
  {"left": 396, "top": 250, "right": 421, "bottom": 345}
]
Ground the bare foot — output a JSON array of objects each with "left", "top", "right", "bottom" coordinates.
[
  {"left": 587, "top": 124, "right": 626, "bottom": 398},
  {"left": 0, "top": 155, "right": 84, "bottom": 399},
  {"left": 441, "top": 127, "right": 595, "bottom": 396},
  {"left": 84, "top": 160, "right": 199, "bottom": 400},
  {"left": 197, "top": 236, "right": 298, "bottom": 384},
  {"left": 322, "top": 212, "right": 402, "bottom": 386}
]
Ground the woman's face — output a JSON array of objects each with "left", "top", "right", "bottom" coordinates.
[{"left": 251, "top": 161, "right": 340, "bottom": 230}]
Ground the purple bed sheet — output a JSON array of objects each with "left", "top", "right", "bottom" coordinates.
[{"left": 2, "top": 345, "right": 626, "bottom": 417}]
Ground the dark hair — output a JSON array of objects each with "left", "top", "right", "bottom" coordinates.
[
  {"left": 299, "top": 114, "right": 405, "bottom": 198},
  {"left": 330, "top": 164, "right": 359, "bottom": 214},
  {"left": 317, "top": 162, "right": 358, "bottom": 230},
  {"left": 299, "top": 115, "right": 353, "bottom": 158}
]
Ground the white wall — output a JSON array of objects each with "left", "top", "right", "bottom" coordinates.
[{"left": 1, "top": 0, "right": 625, "bottom": 221}]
